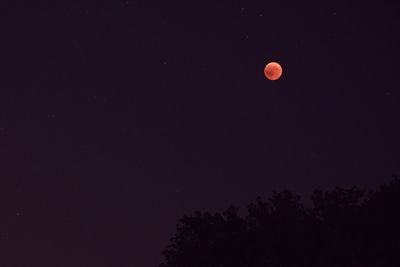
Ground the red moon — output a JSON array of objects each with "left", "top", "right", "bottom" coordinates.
[{"left": 264, "top": 62, "right": 283, "bottom": 81}]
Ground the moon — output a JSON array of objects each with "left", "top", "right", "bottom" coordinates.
[{"left": 264, "top": 62, "right": 283, "bottom": 81}]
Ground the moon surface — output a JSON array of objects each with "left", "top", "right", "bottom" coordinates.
[{"left": 264, "top": 62, "right": 283, "bottom": 81}]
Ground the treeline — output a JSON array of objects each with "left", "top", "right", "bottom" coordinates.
[{"left": 159, "top": 176, "right": 400, "bottom": 267}]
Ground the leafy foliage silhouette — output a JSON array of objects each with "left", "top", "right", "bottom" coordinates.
[{"left": 160, "top": 176, "right": 400, "bottom": 267}]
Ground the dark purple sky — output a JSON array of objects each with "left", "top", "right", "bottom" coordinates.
[{"left": 1, "top": 0, "right": 400, "bottom": 266}]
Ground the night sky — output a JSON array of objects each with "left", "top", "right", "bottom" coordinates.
[{"left": 1, "top": 0, "right": 400, "bottom": 266}]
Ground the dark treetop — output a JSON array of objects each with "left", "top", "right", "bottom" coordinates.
[{"left": 160, "top": 177, "right": 400, "bottom": 267}]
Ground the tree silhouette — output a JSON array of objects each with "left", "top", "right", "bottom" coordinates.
[
  {"left": 362, "top": 175, "right": 400, "bottom": 266},
  {"left": 160, "top": 176, "right": 400, "bottom": 267}
]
